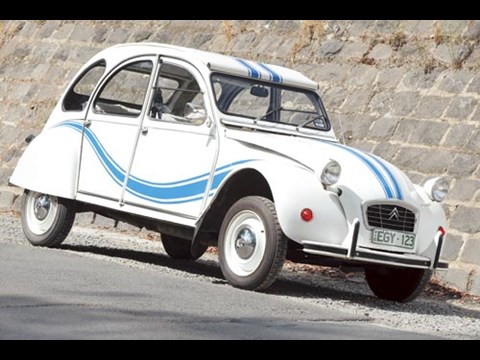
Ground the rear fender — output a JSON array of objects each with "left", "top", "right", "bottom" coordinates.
[{"left": 9, "top": 123, "right": 82, "bottom": 199}]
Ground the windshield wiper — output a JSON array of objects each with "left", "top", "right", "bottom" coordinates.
[
  {"left": 254, "top": 106, "right": 283, "bottom": 123},
  {"left": 296, "top": 114, "right": 326, "bottom": 131}
]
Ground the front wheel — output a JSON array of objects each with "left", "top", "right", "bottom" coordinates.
[
  {"left": 365, "top": 266, "right": 432, "bottom": 302},
  {"left": 218, "top": 196, "right": 287, "bottom": 291},
  {"left": 21, "top": 190, "right": 76, "bottom": 248}
]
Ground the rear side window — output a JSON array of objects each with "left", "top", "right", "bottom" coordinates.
[
  {"left": 63, "top": 61, "right": 106, "bottom": 112},
  {"left": 94, "top": 60, "right": 153, "bottom": 117}
]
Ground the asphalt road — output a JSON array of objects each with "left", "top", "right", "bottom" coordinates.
[{"left": 0, "top": 225, "right": 438, "bottom": 339}]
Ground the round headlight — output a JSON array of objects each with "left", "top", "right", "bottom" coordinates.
[
  {"left": 424, "top": 177, "right": 449, "bottom": 202},
  {"left": 321, "top": 160, "right": 341, "bottom": 186}
]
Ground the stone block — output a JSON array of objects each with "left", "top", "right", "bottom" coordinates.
[
  {"left": 348, "top": 21, "right": 372, "bottom": 36},
  {"left": 407, "top": 121, "right": 450, "bottom": 145},
  {"left": 337, "top": 42, "right": 369, "bottom": 60},
  {"left": 413, "top": 96, "right": 451, "bottom": 119},
  {"left": 470, "top": 272, "right": 480, "bottom": 296},
  {"left": 92, "top": 214, "right": 115, "bottom": 229},
  {"left": 445, "top": 96, "right": 478, "bottom": 119},
  {"left": 322, "top": 86, "right": 348, "bottom": 109},
  {"left": 74, "top": 212, "right": 94, "bottom": 227},
  {"left": 376, "top": 68, "right": 405, "bottom": 89},
  {"left": 35, "top": 21, "right": 59, "bottom": 39},
  {"left": 340, "top": 89, "right": 372, "bottom": 113},
  {"left": 106, "top": 28, "right": 130, "bottom": 44},
  {"left": 437, "top": 70, "right": 472, "bottom": 93},
  {"left": 69, "top": 25, "right": 96, "bottom": 42},
  {"left": 330, "top": 113, "right": 374, "bottom": 141},
  {"left": 451, "top": 206, "right": 480, "bottom": 233},
  {"left": 390, "top": 91, "right": 420, "bottom": 116},
  {"left": 460, "top": 238, "right": 480, "bottom": 265},
  {"left": 369, "top": 43, "right": 392, "bottom": 61},
  {"left": 371, "top": 20, "right": 400, "bottom": 34},
  {"left": 441, "top": 234, "right": 464, "bottom": 261},
  {"left": 448, "top": 153, "right": 479, "bottom": 177},
  {"left": 317, "top": 40, "right": 344, "bottom": 57},
  {"left": 467, "top": 129, "right": 480, "bottom": 148},
  {"left": 368, "top": 91, "right": 394, "bottom": 115},
  {"left": 0, "top": 190, "right": 15, "bottom": 209},
  {"left": 443, "top": 124, "right": 475, "bottom": 148},
  {"left": 372, "top": 142, "right": 399, "bottom": 162},
  {"left": 401, "top": 69, "right": 439, "bottom": 90},
  {"left": 345, "top": 64, "right": 378, "bottom": 87},
  {"left": 441, "top": 267, "right": 469, "bottom": 292},
  {"left": 369, "top": 116, "right": 399, "bottom": 140},
  {"left": 52, "top": 23, "right": 75, "bottom": 40},
  {"left": 421, "top": 149, "right": 453, "bottom": 174},
  {"left": 314, "top": 63, "right": 351, "bottom": 84},
  {"left": 116, "top": 221, "right": 141, "bottom": 233},
  {"left": 449, "top": 179, "right": 480, "bottom": 202}
]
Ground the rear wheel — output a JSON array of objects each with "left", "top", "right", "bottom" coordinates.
[
  {"left": 21, "top": 190, "right": 76, "bottom": 248},
  {"left": 365, "top": 266, "right": 432, "bottom": 302},
  {"left": 161, "top": 235, "right": 207, "bottom": 260},
  {"left": 218, "top": 196, "right": 287, "bottom": 291}
]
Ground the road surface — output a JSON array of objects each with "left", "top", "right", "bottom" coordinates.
[{"left": 1, "top": 213, "right": 478, "bottom": 339}]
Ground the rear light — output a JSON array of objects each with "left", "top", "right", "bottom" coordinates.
[
  {"left": 438, "top": 226, "right": 446, "bottom": 236},
  {"left": 301, "top": 208, "right": 313, "bottom": 222}
]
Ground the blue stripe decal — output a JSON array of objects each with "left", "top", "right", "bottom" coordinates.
[
  {"left": 57, "top": 121, "right": 255, "bottom": 204},
  {"left": 330, "top": 143, "right": 395, "bottom": 199},
  {"left": 365, "top": 153, "right": 404, "bottom": 200},
  {"left": 257, "top": 63, "right": 283, "bottom": 83},
  {"left": 236, "top": 58, "right": 261, "bottom": 79}
]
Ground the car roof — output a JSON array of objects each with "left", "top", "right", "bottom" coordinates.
[{"left": 105, "top": 43, "right": 319, "bottom": 91}]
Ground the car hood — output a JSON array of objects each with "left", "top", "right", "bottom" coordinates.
[{"left": 226, "top": 129, "right": 427, "bottom": 205}]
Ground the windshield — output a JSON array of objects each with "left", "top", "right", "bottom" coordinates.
[{"left": 211, "top": 73, "right": 330, "bottom": 131}]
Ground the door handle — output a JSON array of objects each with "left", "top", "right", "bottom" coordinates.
[
  {"left": 141, "top": 127, "right": 148, "bottom": 135},
  {"left": 84, "top": 119, "right": 92, "bottom": 128}
]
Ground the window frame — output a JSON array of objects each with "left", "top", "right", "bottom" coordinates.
[
  {"left": 210, "top": 72, "right": 331, "bottom": 132},
  {"left": 147, "top": 60, "right": 207, "bottom": 126},
  {"left": 91, "top": 59, "right": 154, "bottom": 119},
  {"left": 62, "top": 60, "right": 106, "bottom": 113}
]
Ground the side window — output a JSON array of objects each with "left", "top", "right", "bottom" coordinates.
[
  {"left": 94, "top": 60, "right": 153, "bottom": 117},
  {"left": 63, "top": 61, "right": 106, "bottom": 112},
  {"left": 149, "top": 63, "right": 205, "bottom": 124}
]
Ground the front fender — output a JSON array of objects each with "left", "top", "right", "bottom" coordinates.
[
  {"left": 249, "top": 162, "right": 349, "bottom": 245},
  {"left": 9, "top": 124, "right": 82, "bottom": 199}
]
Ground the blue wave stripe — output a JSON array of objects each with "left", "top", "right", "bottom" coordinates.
[
  {"left": 236, "top": 58, "right": 261, "bottom": 79},
  {"left": 57, "top": 121, "right": 254, "bottom": 204},
  {"left": 366, "top": 153, "right": 404, "bottom": 200},
  {"left": 330, "top": 143, "right": 394, "bottom": 199},
  {"left": 257, "top": 63, "right": 283, "bottom": 83}
]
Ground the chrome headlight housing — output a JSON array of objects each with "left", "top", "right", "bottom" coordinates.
[
  {"left": 320, "top": 160, "right": 341, "bottom": 186},
  {"left": 423, "top": 177, "right": 449, "bottom": 202}
]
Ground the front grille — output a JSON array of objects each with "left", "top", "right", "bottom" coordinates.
[{"left": 366, "top": 204, "right": 416, "bottom": 232}]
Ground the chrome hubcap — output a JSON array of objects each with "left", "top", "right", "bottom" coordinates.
[
  {"left": 224, "top": 210, "right": 266, "bottom": 277},
  {"left": 235, "top": 226, "right": 257, "bottom": 259},
  {"left": 34, "top": 194, "right": 51, "bottom": 221}
]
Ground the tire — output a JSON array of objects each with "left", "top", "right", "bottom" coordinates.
[
  {"left": 218, "top": 196, "right": 287, "bottom": 291},
  {"left": 365, "top": 266, "right": 432, "bottom": 303},
  {"left": 21, "top": 190, "right": 76, "bottom": 248},
  {"left": 161, "top": 234, "right": 207, "bottom": 260}
]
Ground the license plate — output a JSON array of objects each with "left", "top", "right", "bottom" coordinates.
[{"left": 371, "top": 229, "right": 416, "bottom": 250}]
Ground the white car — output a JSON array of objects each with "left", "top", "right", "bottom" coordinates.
[{"left": 10, "top": 43, "right": 449, "bottom": 302}]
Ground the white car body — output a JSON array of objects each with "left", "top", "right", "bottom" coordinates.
[{"left": 10, "top": 43, "right": 448, "bottom": 297}]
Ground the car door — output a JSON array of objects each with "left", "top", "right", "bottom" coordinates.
[
  {"left": 121, "top": 57, "right": 218, "bottom": 221},
  {"left": 77, "top": 57, "right": 156, "bottom": 205}
]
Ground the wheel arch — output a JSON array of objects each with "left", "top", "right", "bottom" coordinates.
[{"left": 194, "top": 168, "right": 273, "bottom": 245}]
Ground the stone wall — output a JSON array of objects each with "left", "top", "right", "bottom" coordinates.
[{"left": 0, "top": 20, "right": 479, "bottom": 294}]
